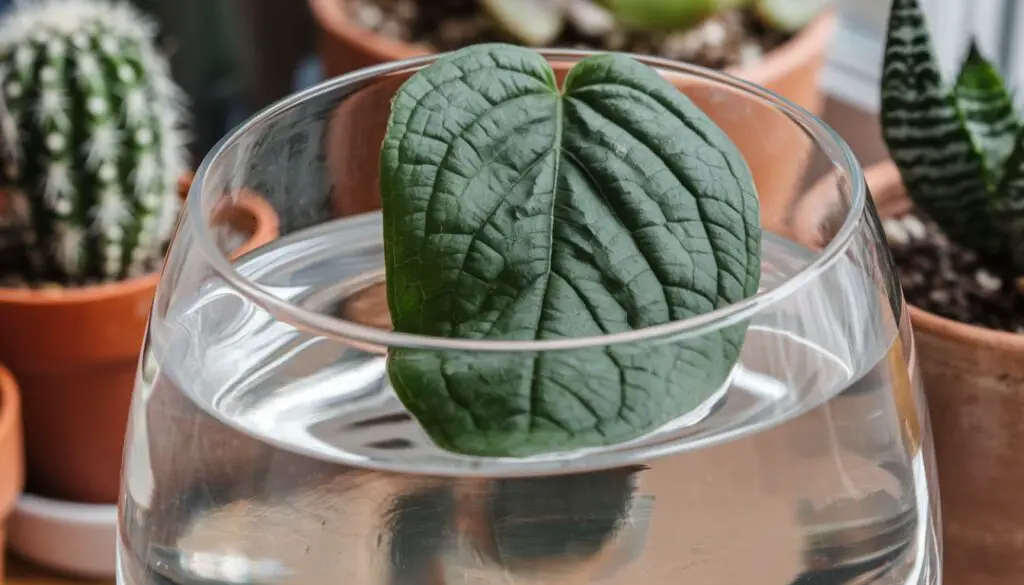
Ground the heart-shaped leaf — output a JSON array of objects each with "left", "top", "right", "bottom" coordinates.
[{"left": 380, "top": 44, "right": 760, "bottom": 456}]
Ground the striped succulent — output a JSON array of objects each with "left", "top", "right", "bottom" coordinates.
[
  {"left": 881, "top": 0, "right": 1024, "bottom": 270},
  {"left": 0, "top": 0, "right": 187, "bottom": 287}
]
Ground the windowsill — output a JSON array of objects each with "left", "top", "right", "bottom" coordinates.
[{"left": 820, "top": 17, "right": 884, "bottom": 114}]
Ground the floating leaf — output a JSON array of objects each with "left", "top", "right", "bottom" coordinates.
[
  {"left": 880, "top": 0, "right": 998, "bottom": 258},
  {"left": 952, "top": 41, "right": 1019, "bottom": 187},
  {"left": 380, "top": 44, "right": 761, "bottom": 456},
  {"left": 479, "top": 0, "right": 566, "bottom": 47}
]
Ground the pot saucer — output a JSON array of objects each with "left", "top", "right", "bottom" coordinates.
[{"left": 7, "top": 493, "right": 117, "bottom": 579}]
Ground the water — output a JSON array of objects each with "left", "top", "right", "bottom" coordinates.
[{"left": 117, "top": 213, "right": 940, "bottom": 585}]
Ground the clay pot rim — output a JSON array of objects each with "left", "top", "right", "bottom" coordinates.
[
  {"left": 309, "top": 0, "right": 836, "bottom": 86},
  {"left": 865, "top": 161, "right": 1024, "bottom": 353},
  {"left": 0, "top": 362, "right": 21, "bottom": 517},
  {"left": 0, "top": 178, "right": 280, "bottom": 306}
]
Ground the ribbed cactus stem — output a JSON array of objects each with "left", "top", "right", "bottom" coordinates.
[{"left": 0, "top": 0, "right": 187, "bottom": 285}]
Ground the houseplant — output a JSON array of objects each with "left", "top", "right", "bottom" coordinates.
[
  {"left": 315, "top": 0, "right": 833, "bottom": 228},
  {"left": 0, "top": 362, "right": 24, "bottom": 580},
  {"left": 0, "top": 0, "right": 279, "bottom": 505},
  {"left": 804, "top": 0, "right": 1024, "bottom": 581},
  {"left": 310, "top": 0, "right": 832, "bottom": 92}
]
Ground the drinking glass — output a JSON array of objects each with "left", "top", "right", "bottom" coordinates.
[{"left": 117, "top": 50, "right": 941, "bottom": 585}]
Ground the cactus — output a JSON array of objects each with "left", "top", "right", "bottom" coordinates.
[
  {"left": 880, "top": 0, "right": 1024, "bottom": 271},
  {"left": 0, "top": 0, "right": 188, "bottom": 286}
]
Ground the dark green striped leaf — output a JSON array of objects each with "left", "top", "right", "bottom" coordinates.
[
  {"left": 880, "top": 0, "right": 997, "bottom": 257},
  {"left": 992, "top": 128, "right": 1024, "bottom": 270},
  {"left": 952, "top": 41, "right": 1018, "bottom": 187}
]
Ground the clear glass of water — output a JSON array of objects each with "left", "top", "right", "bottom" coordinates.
[{"left": 118, "top": 51, "right": 941, "bottom": 585}]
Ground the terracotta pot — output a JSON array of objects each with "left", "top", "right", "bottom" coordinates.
[
  {"left": 0, "top": 363, "right": 24, "bottom": 580},
  {"left": 0, "top": 180, "right": 280, "bottom": 504},
  {"left": 815, "top": 160, "right": 1022, "bottom": 585},
  {"left": 310, "top": 1, "right": 833, "bottom": 107},
  {"left": 313, "top": 2, "right": 834, "bottom": 227}
]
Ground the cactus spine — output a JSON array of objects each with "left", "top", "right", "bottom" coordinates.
[{"left": 0, "top": 0, "right": 187, "bottom": 286}]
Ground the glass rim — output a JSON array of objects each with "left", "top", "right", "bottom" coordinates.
[{"left": 187, "top": 48, "right": 866, "bottom": 353}]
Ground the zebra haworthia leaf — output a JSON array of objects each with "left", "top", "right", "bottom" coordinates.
[
  {"left": 880, "top": 0, "right": 997, "bottom": 258},
  {"left": 952, "top": 41, "right": 1018, "bottom": 188},
  {"left": 380, "top": 44, "right": 761, "bottom": 457},
  {"left": 993, "top": 129, "right": 1024, "bottom": 270}
]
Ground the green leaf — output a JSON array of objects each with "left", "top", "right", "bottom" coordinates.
[
  {"left": 991, "top": 128, "right": 1024, "bottom": 271},
  {"left": 952, "top": 41, "right": 1019, "bottom": 187},
  {"left": 880, "top": 0, "right": 998, "bottom": 258},
  {"left": 380, "top": 44, "right": 761, "bottom": 457},
  {"left": 597, "top": 0, "right": 720, "bottom": 30}
]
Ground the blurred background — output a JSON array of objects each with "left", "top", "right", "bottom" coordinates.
[
  {"left": 0, "top": 0, "right": 1008, "bottom": 201},
  {"left": 0, "top": 0, "right": 1012, "bottom": 205}
]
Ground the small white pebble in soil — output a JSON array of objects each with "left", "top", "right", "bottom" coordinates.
[
  {"left": 379, "top": 20, "right": 405, "bottom": 40},
  {"left": 602, "top": 29, "right": 628, "bottom": 50},
  {"left": 882, "top": 218, "right": 909, "bottom": 246},
  {"left": 901, "top": 215, "right": 927, "bottom": 240},
  {"left": 928, "top": 289, "right": 950, "bottom": 305},
  {"left": 974, "top": 269, "right": 1002, "bottom": 293},
  {"left": 739, "top": 42, "right": 763, "bottom": 67},
  {"left": 702, "top": 20, "right": 728, "bottom": 47},
  {"left": 567, "top": 0, "right": 616, "bottom": 37},
  {"left": 393, "top": 0, "right": 417, "bottom": 22},
  {"left": 355, "top": 3, "right": 385, "bottom": 30},
  {"left": 662, "top": 32, "right": 702, "bottom": 60}
]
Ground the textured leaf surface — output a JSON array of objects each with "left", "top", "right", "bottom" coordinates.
[
  {"left": 952, "top": 42, "right": 1018, "bottom": 187},
  {"left": 380, "top": 44, "right": 760, "bottom": 456},
  {"left": 880, "top": 0, "right": 998, "bottom": 258}
]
